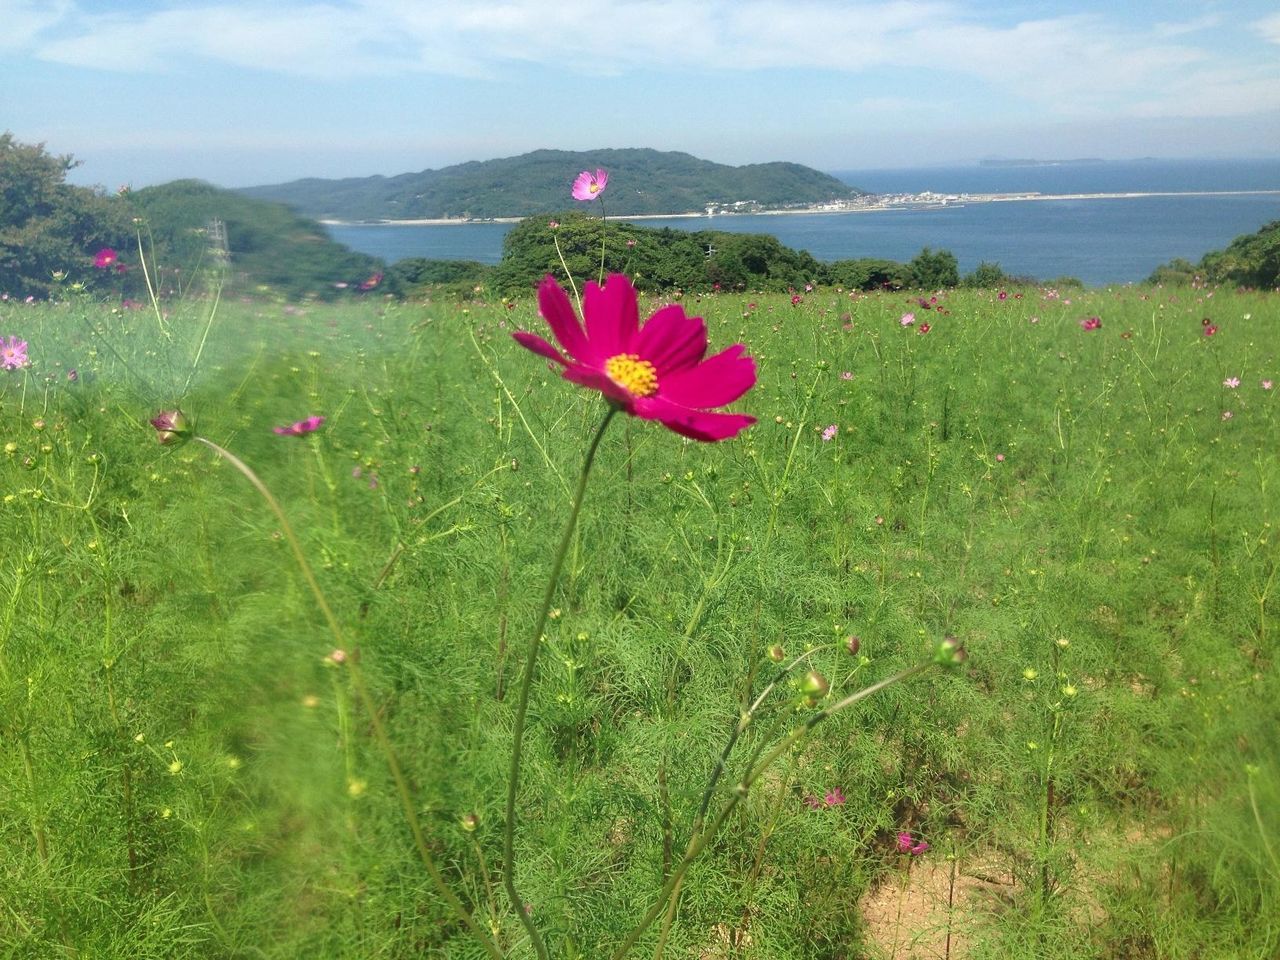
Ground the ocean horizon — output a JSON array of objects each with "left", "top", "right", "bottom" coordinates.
[{"left": 324, "top": 158, "right": 1280, "bottom": 286}]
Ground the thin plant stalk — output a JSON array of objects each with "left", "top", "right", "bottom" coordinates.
[
  {"left": 503, "top": 406, "right": 619, "bottom": 960},
  {"left": 191, "top": 435, "right": 505, "bottom": 960},
  {"left": 653, "top": 646, "right": 835, "bottom": 958},
  {"left": 552, "top": 231, "right": 582, "bottom": 316},
  {"left": 597, "top": 196, "right": 608, "bottom": 285},
  {"left": 613, "top": 660, "right": 937, "bottom": 960}
]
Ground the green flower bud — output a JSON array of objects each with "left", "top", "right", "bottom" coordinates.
[
  {"left": 934, "top": 635, "right": 967, "bottom": 668},
  {"left": 767, "top": 644, "right": 786, "bottom": 663}
]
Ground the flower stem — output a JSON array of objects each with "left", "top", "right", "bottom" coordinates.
[
  {"left": 192, "top": 436, "right": 504, "bottom": 960},
  {"left": 503, "top": 406, "right": 619, "bottom": 960},
  {"left": 597, "top": 196, "right": 608, "bottom": 286},
  {"left": 612, "top": 660, "right": 934, "bottom": 960}
]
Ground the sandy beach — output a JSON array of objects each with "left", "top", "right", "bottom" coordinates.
[{"left": 320, "top": 189, "right": 1280, "bottom": 227}]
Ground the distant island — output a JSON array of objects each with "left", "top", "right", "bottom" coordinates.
[
  {"left": 238, "top": 148, "right": 864, "bottom": 221},
  {"left": 978, "top": 158, "right": 1105, "bottom": 167}
]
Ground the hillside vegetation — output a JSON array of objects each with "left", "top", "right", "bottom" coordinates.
[{"left": 238, "top": 148, "right": 862, "bottom": 221}]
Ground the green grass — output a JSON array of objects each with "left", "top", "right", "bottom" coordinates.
[{"left": 1, "top": 281, "right": 1277, "bottom": 959}]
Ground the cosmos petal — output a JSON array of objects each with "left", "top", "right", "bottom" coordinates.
[
  {"left": 583, "top": 274, "right": 639, "bottom": 357},
  {"left": 512, "top": 330, "right": 569, "bottom": 366},
  {"left": 537, "top": 274, "right": 593, "bottom": 362},
  {"left": 658, "top": 345, "right": 756, "bottom": 409},
  {"left": 632, "top": 395, "right": 756, "bottom": 442},
  {"left": 636, "top": 305, "right": 708, "bottom": 374}
]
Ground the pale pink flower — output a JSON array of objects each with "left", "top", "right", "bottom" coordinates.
[
  {"left": 1223, "top": 377, "right": 1240, "bottom": 389},
  {"left": 900, "top": 312, "right": 915, "bottom": 327},
  {"left": 996, "top": 453, "right": 1005, "bottom": 462},
  {"left": 822, "top": 424, "right": 838, "bottom": 442},
  {"left": 840, "top": 371, "right": 853, "bottom": 380},
  {"left": 1, "top": 335, "right": 30, "bottom": 370},
  {"left": 571, "top": 169, "right": 608, "bottom": 201},
  {"left": 1263, "top": 380, "right": 1274, "bottom": 390},
  {"left": 1222, "top": 410, "right": 1233, "bottom": 421}
]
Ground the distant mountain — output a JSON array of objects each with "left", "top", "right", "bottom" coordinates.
[
  {"left": 978, "top": 158, "right": 1104, "bottom": 167},
  {"left": 238, "top": 148, "right": 863, "bottom": 221},
  {"left": 129, "top": 180, "right": 381, "bottom": 298}
]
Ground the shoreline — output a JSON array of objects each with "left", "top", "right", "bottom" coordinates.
[{"left": 320, "top": 189, "right": 1280, "bottom": 227}]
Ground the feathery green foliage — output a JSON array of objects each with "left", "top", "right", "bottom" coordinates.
[{"left": 0, "top": 277, "right": 1277, "bottom": 959}]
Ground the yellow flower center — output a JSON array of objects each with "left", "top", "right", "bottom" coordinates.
[
  {"left": 589, "top": 182, "right": 600, "bottom": 193},
  {"left": 605, "top": 353, "right": 659, "bottom": 396}
]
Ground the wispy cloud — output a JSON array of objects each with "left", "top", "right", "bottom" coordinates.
[
  {"left": 1255, "top": 13, "right": 1280, "bottom": 45},
  {"left": 17, "top": 0, "right": 1280, "bottom": 124}
]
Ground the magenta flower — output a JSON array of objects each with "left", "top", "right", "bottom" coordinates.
[
  {"left": 1080, "top": 316, "right": 1102, "bottom": 331},
  {"left": 93, "top": 248, "right": 118, "bottom": 269},
  {"left": 824, "top": 787, "right": 846, "bottom": 807},
  {"left": 1204, "top": 325, "right": 1218, "bottom": 336},
  {"left": 513, "top": 273, "right": 756, "bottom": 442},
  {"left": 1, "top": 336, "right": 30, "bottom": 370},
  {"left": 918, "top": 322, "right": 931, "bottom": 335},
  {"left": 571, "top": 169, "right": 609, "bottom": 201},
  {"left": 896, "top": 832, "right": 929, "bottom": 855},
  {"left": 273, "top": 415, "right": 326, "bottom": 436}
]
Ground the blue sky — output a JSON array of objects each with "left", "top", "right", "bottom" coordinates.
[{"left": 4, "top": 0, "right": 1279, "bottom": 189}]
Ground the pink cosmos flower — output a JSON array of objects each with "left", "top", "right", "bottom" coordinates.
[
  {"left": 841, "top": 371, "right": 853, "bottom": 381},
  {"left": 918, "top": 322, "right": 931, "bottom": 335},
  {"left": 93, "top": 248, "right": 118, "bottom": 269},
  {"left": 791, "top": 294, "right": 803, "bottom": 306},
  {"left": 513, "top": 273, "right": 756, "bottom": 442},
  {"left": 896, "top": 832, "right": 929, "bottom": 855},
  {"left": 998, "top": 291, "right": 1008, "bottom": 300},
  {"left": 822, "top": 424, "right": 838, "bottom": 441},
  {"left": 273, "top": 415, "right": 326, "bottom": 436},
  {"left": 900, "top": 312, "right": 915, "bottom": 326},
  {"left": 1080, "top": 316, "right": 1102, "bottom": 331},
  {"left": 571, "top": 169, "right": 608, "bottom": 201},
  {"left": 1, "top": 335, "right": 30, "bottom": 370},
  {"left": 1221, "top": 410, "right": 1233, "bottom": 421},
  {"left": 1223, "top": 377, "right": 1240, "bottom": 389},
  {"left": 1264, "top": 380, "right": 1274, "bottom": 391},
  {"left": 1204, "top": 325, "right": 1218, "bottom": 336},
  {"left": 824, "top": 787, "right": 846, "bottom": 807}
]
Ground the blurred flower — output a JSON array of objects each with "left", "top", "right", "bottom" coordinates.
[
  {"left": 548, "top": 219, "right": 560, "bottom": 229},
  {"left": 1264, "top": 380, "right": 1274, "bottom": 390},
  {"left": 150, "top": 410, "right": 192, "bottom": 446},
  {"left": 512, "top": 273, "right": 756, "bottom": 441},
  {"left": 273, "top": 415, "right": 326, "bottom": 436},
  {"left": 841, "top": 371, "right": 853, "bottom": 380},
  {"left": 996, "top": 453, "right": 1005, "bottom": 462},
  {"left": 897, "top": 832, "right": 929, "bottom": 855},
  {"left": 900, "top": 312, "right": 915, "bottom": 326},
  {"left": 1223, "top": 377, "right": 1240, "bottom": 389},
  {"left": 571, "top": 168, "right": 608, "bottom": 201},
  {"left": 822, "top": 424, "right": 838, "bottom": 441},
  {"left": 918, "top": 322, "right": 931, "bottom": 334},
  {"left": 804, "top": 794, "right": 823, "bottom": 810},
  {"left": 1080, "top": 316, "right": 1102, "bottom": 331},
  {"left": 791, "top": 294, "right": 803, "bottom": 306},
  {"left": 1, "top": 336, "right": 30, "bottom": 370},
  {"left": 824, "top": 787, "right": 846, "bottom": 807},
  {"left": 358, "top": 272, "right": 383, "bottom": 291},
  {"left": 998, "top": 291, "right": 1008, "bottom": 300},
  {"left": 1203, "top": 325, "right": 1218, "bottom": 336},
  {"left": 1222, "top": 410, "right": 1233, "bottom": 421},
  {"left": 93, "top": 248, "right": 118, "bottom": 269}
]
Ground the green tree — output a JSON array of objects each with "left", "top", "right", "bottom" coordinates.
[
  {"left": 908, "top": 247, "right": 960, "bottom": 289},
  {"left": 0, "top": 132, "right": 133, "bottom": 299},
  {"left": 963, "top": 260, "right": 1007, "bottom": 288},
  {"left": 824, "top": 257, "right": 909, "bottom": 290}
]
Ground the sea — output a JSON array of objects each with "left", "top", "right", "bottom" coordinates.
[{"left": 323, "top": 159, "right": 1280, "bottom": 286}]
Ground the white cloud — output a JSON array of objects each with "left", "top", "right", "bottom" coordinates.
[
  {"left": 17, "top": 0, "right": 1280, "bottom": 126},
  {"left": 1254, "top": 13, "right": 1280, "bottom": 45},
  {"left": 0, "top": 0, "right": 73, "bottom": 49}
]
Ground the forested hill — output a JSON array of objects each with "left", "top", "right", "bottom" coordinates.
[{"left": 237, "top": 148, "right": 862, "bottom": 221}]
